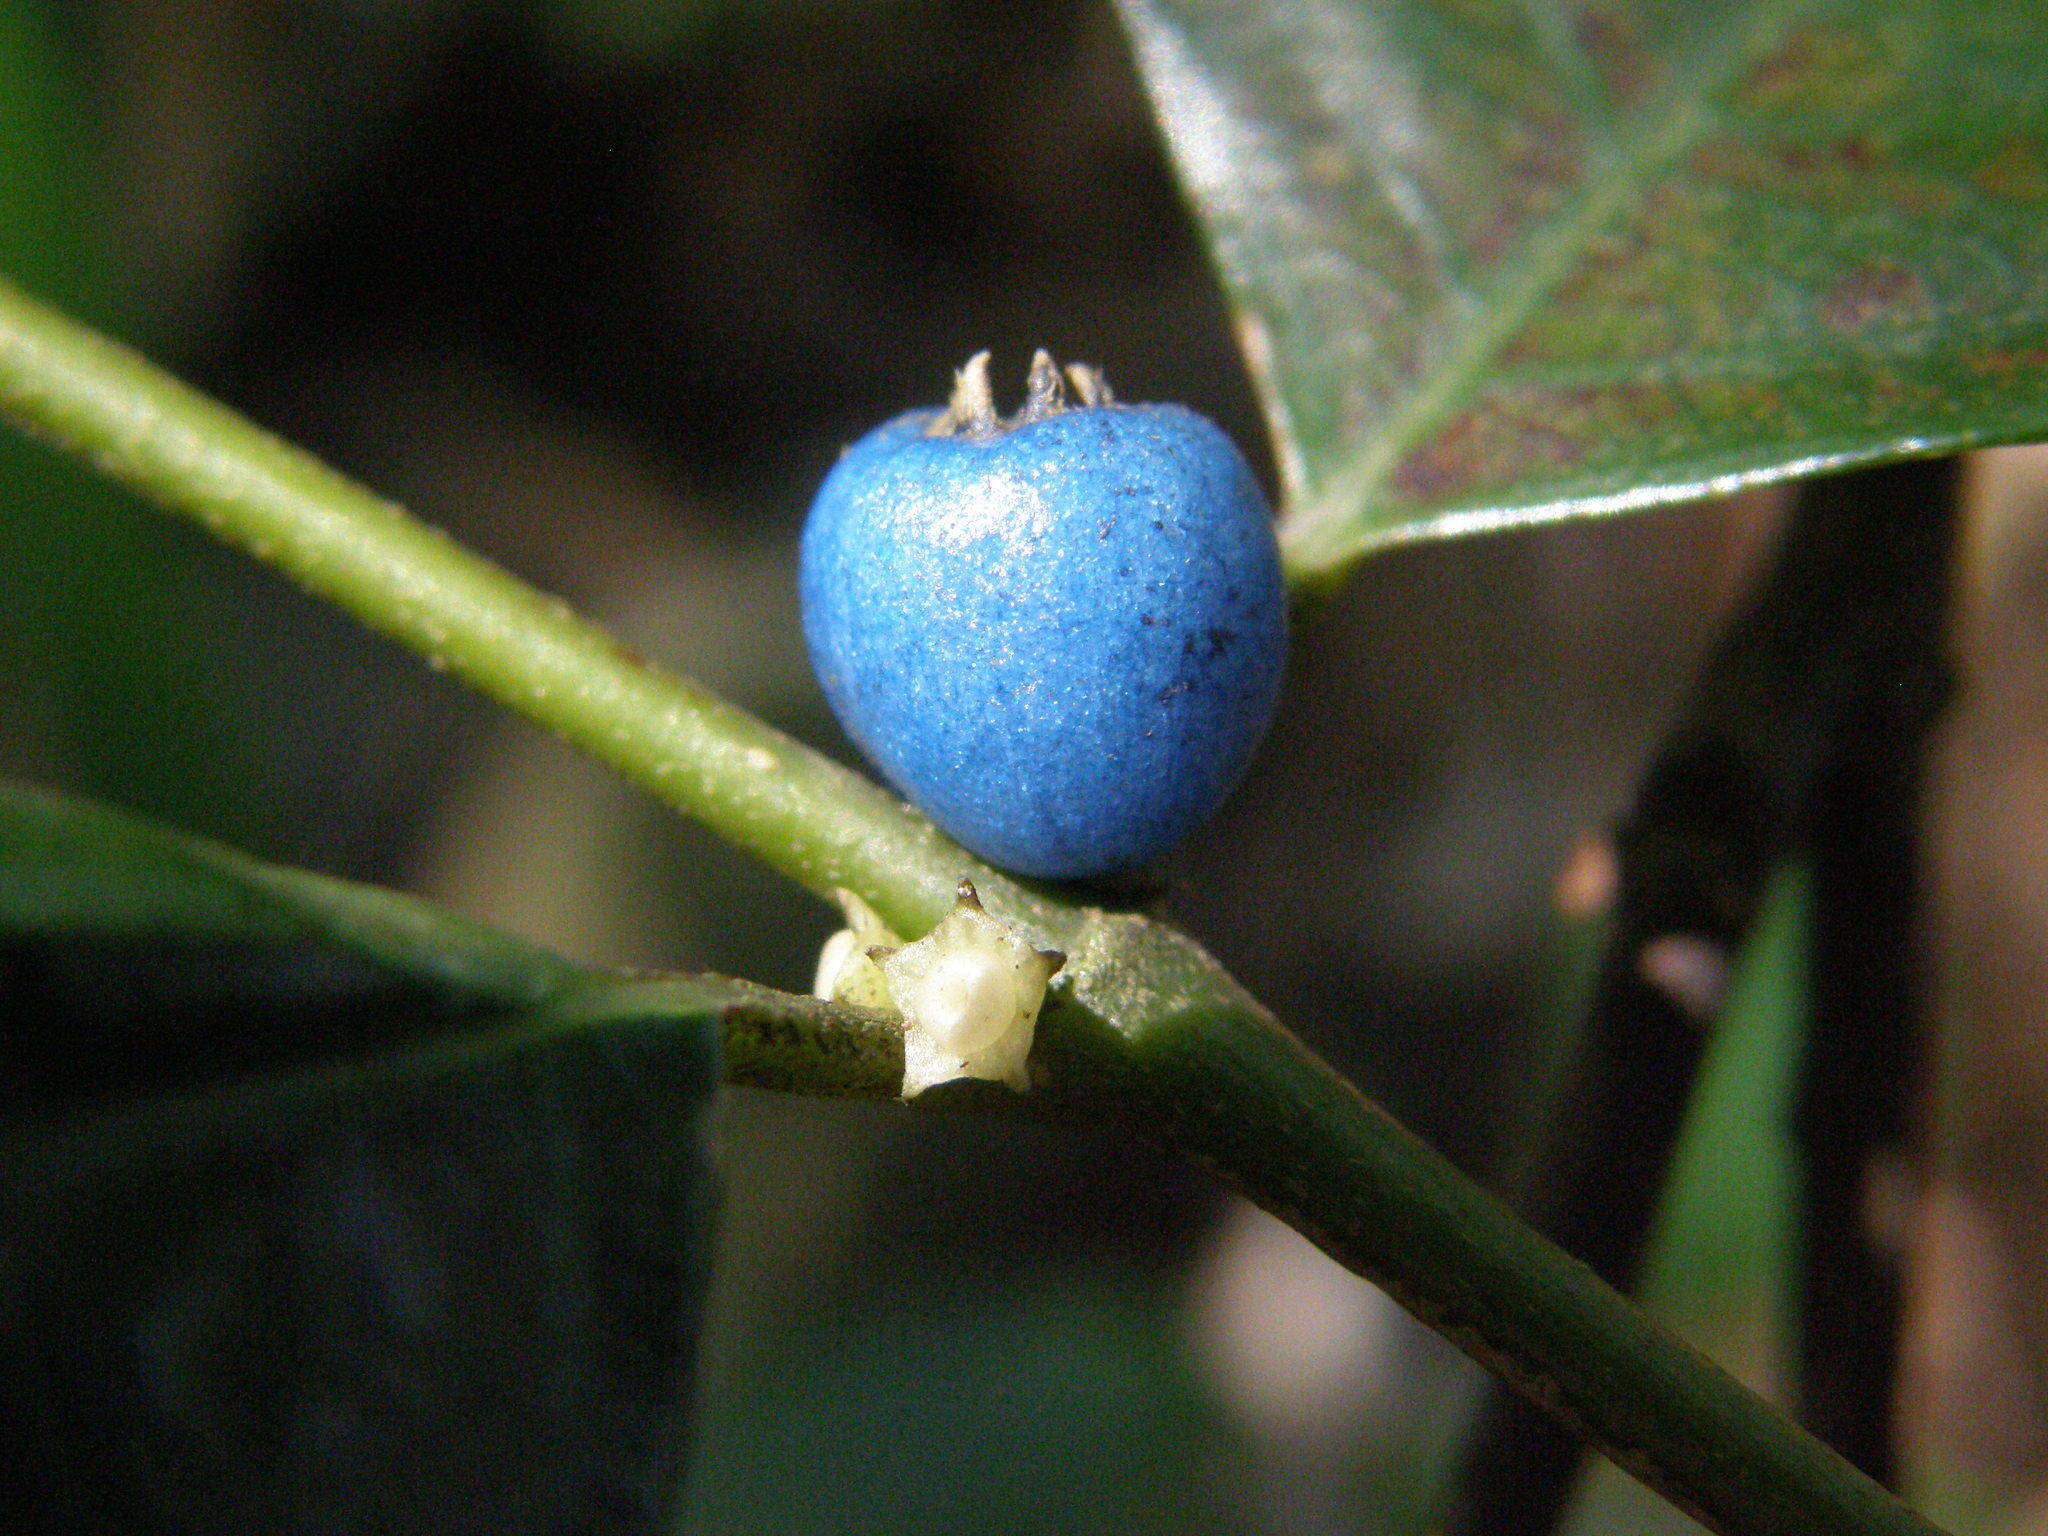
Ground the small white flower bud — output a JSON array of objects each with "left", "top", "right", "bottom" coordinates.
[
  {"left": 812, "top": 888, "right": 903, "bottom": 1015},
  {"left": 813, "top": 880, "right": 1063, "bottom": 1098},
  {"left": 879, "top": 880, "right": 1063, "bottom": 1098},
  {"left": 897, "top": 947, "right": 1020, "bottom": 1059}
]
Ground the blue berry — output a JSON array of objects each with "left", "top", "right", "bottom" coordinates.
[{"left": 800, "top": 351, "right": 1288, "bottom": 881}]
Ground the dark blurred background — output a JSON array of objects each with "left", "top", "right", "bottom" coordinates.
[{"left": 21, "top": 2, "right": 2048, "bottom": 1532}]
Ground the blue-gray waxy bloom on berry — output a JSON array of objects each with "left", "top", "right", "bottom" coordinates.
[{"left": 800, "top": 350, "right": 1288, "bottom": 881}]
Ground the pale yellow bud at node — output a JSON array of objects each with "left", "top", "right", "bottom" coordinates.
[
  {"left": 811, "top": 880, "right": 1064, "bottom": 1098},
  {"left": 878, "top": 879, "right": 1064, "bottom": 1098},
  {"left": 812, "top": 888, "right": 903, "bottom": 1015}
]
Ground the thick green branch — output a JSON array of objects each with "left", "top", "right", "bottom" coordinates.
[{"left": 0, "top": 276, "right": 1945, "bottom": 1536}]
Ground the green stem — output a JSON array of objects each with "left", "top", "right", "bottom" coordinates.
[
  {"left": 0, "top": 276, "right": 1014, "bottom": 944},
  {"left": 0, "top": 275, "right": 1945, "bottom": 1536},
  {"left": 1134, "top": 990, "right": 1926, "bottom": 1536}
]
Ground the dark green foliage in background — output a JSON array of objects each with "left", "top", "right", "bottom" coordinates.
[
  {"left": 0, "top": 5, "right": 266, "bottom": 842},
  {"left": 0, "top": 783, "right": 722, "bottom": 1532}
]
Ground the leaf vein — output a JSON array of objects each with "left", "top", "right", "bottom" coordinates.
[{"left": 1279, "top": 2, "right": 1814, "bottom": 580}]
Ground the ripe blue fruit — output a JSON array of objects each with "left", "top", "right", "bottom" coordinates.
[{"left": 800, "top": 351, "right": 1288, "bottom": 881}]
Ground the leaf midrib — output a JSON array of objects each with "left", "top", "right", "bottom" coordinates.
[{"left": 1277, "top": 1, "right": 1816, "bottom": 580}]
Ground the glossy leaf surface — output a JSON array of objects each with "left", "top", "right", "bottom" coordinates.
[
  {"left": 0, "top": 781, "right": 725, "bottom": 1534},
  {"left": 1116, "top": 0, "right": 2048, "bottom": 578}
]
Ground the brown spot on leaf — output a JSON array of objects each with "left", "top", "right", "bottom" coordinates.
[
  {"left": 1974, "top": 139, "right": 2048, "bottom": 201},
  {"left": 1574, "top": 8, "right": 1655, "bottom": 104},
  {"left": 1742, "top": 33, "right": 1818, "bottom": 105},
  {"left": 1968, "top": 346, "right": 2048, "bottom": 380},
  {"left": 1389, "top": 413, "right": 1490, "bottom": 503},
  {"left": 1819, "top": 262, "right": 1926, "bottom": 334},
  {"left": 1510, "top": 418, "right": 1584, "bottom": 471},
  {"left": 1390, "top": 403, "right": 1582, "bottom": 504}
]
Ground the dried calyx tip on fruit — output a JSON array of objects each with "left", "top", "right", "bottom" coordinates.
[
  {"left": 928, "top": 348, "right": 1113, "bottom": 439},
  {"left": 813, "top": 879, "right": 1064, "bottom": 1099}
]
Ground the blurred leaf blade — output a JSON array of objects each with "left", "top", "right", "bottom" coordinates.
[
  {"left": 0, "top": 776, "right": 594, "bottom": 1116},
  {"left": 0, "top": 779, "right": 735, "bottom": 1533},
  {"left": 1644, "top": 866, "right": 1806, "bottom": 1317},
  {"left": 1116, "top": 0, "right": 2048, "bottom": 578},
  {"left": 1, "top": 1010, "right": 723, "bottom": 1536},
  {"left": 0, "top": 776, "right": 585, "bottom": 1004}
]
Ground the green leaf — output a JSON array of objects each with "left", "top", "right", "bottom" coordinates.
[
  {"left": 1116, "top": 0, "right": 2048, "bottom": 580},
  {"left": 1644, "top": 867, "right": 1806, "bottom": 1312},
  {"left": 0, "top": 777, "right": 587, "bottom": 1117},
  {"left": 0, "top": 779, "right": 583, "bottom": 989},
  {"left": 0, "top": 779, "right": 730, "bottom": 1532},
  {"left": 2, "top": 1016, "right": 721, "bottom": 1534},
  {"left": 1572, "top": 871, "right": 1809, "bottom": 1536}
]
